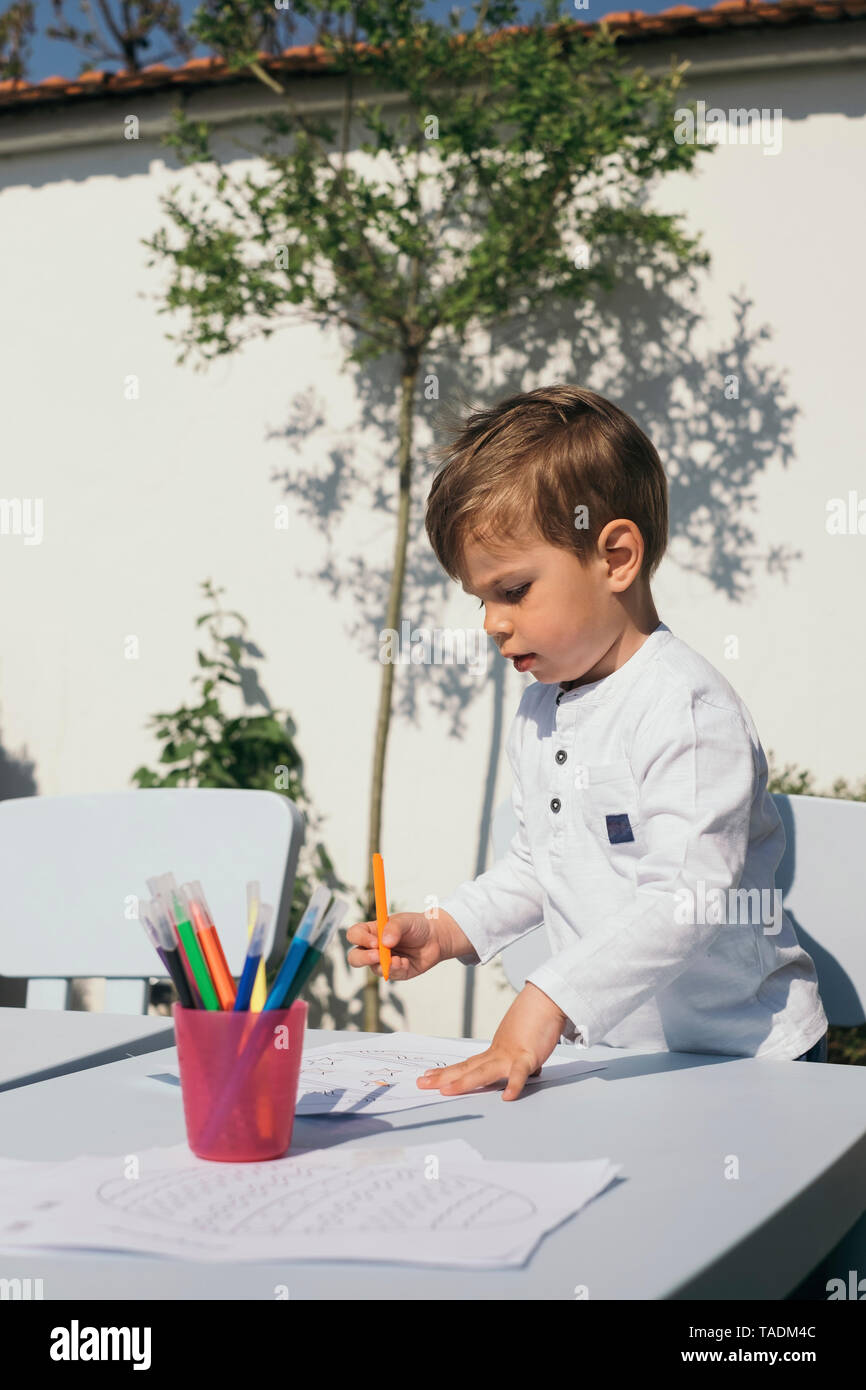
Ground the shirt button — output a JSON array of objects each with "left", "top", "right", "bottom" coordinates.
[
  {"left": 550, "top": 797, "right": 561, "bottom": 813},
  {"left": 555, "top": 749, "right": 567, "bottom": 764}
]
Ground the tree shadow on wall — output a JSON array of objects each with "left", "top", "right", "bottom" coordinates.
[{"left": 0, "top": 728, "right": 37, "bottom": 802}]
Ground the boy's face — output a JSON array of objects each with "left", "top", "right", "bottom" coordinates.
[{"left": 461, "top": 527, "right": 642, "bottom": 686}]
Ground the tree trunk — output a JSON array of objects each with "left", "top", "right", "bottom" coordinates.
[{"left": 363, "top": 360, "right": 418, "bottom": 1033}]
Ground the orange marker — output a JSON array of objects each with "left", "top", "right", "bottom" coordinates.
[
  {"left": 372, "top": 852, "right": 391, "bottom": 983},
  {"left": 187, "top": 895, "right": 237, "bottom": 1010},
  {"left": 191, "top": 880, "right": 235, "bottom": 988}
]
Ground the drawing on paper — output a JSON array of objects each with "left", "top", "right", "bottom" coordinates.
[
  {"left": 301, "top": 1049, "right": 450, "bottom": 1079},
  {"left": 94, "top": 1165, "right": 538, "bottom": 1235}
]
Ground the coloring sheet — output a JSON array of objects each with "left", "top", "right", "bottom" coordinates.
[
  {"left": 294, "top": 1032, "right": 608, "bottom": 1114},
  {"left": 0, "top": 1140, "right": 622, "bottom": 1268}
]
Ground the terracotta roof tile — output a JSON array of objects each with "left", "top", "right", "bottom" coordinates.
[{"left": 0, "top": 0, "right": 860, "bottom": 111}]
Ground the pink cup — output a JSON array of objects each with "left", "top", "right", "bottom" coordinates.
[{"left": 172, "top": 1000, "right": 307, "bottom": 1162}]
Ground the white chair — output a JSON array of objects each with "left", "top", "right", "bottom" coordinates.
[
  {"left": 493, "top": 793, "right": 866, "bottom": 1027},
  {"left": 0, "top": 789, "right": 305, "bottom": 1013}
]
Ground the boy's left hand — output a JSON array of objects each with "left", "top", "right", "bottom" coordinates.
[{"left": 416, "top": 982, "right": 570, "bottom": 1102}]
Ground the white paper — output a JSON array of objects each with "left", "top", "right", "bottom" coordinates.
[
  {"left": 295, "top": 1031, "right": 608, "bottom": 1114},
  {"left": 0, "top": 1139, "right": 622, "bottom": 1268},
  {"left": 147, "top": 1029, "right": 608, "bottom": 1115}
]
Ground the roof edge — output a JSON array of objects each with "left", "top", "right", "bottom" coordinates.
[{"left": 2, "top": 1, "right": 865, "bottom": 112}]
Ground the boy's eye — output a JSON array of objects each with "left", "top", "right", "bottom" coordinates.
[{"left": 477, "top": 583, "right": 530, "bottom": 608}]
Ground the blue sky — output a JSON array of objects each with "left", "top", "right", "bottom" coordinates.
[{"left": 26, "top": 0, "right": 720, "bottom": 82}]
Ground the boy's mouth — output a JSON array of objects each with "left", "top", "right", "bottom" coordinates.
[{"left": 503, "top": 651, "right": 538, "bottom": 672}]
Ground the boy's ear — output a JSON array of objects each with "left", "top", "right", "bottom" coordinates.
[{"left": 600, "top": 518, "right": 644, "bottom": 585}]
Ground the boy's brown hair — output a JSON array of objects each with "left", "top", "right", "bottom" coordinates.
[{"left": 424, "top": 385, "right": 668, "bottom": 586}]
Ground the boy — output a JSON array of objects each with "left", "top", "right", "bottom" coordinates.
[{"left": 347, "top": 385, "right": 828, "bottom": 1100}]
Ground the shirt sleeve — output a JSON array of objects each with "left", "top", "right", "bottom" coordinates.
[
  {"left": 439, "top": 697, "right": 545, "bottom": 966},
  {"left": 525, "top": 691, "right": 756, "bottom": 1046}
]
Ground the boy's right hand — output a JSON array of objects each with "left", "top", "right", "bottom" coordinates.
[{"left": 346, "top": 910, "right": 471, "bottom": 982}]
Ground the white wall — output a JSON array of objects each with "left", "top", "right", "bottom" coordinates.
[{"left": 0, "top": 37, "right": 864, "bottom": 1035}]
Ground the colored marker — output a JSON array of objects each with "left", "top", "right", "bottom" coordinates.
[
  {"left": 246, "top": 881, "right": 267, "bottom": 1012},
  {"left": 184, "top": 881, "right": 236, "bottom": 1010},
  {"left": 372, "top": 852, "right": 391, "bottom": 982},
  {"left": 262, "top": 885, "right": 333, "bottom": 1012},
  {"left": 193, "top": 881, "right": 236, "bottom": 991},
  {"left": 233, "top": 904, "right": 272, "bottom": 1012},
  {"left": 138, "top": 908, "right": 169, "bottom": 977},
  {"left": 147, "top": 874, "right": 204, "bottom": 1009},
  {"left": 170, "top": 886, "right": 220, "bottom": 1011},
  {"left": 142, "top": 900, "right": 195, "bottom": 1010},
  {"left": 279, "top": 894, "right": 350, "bottom": 1009}
]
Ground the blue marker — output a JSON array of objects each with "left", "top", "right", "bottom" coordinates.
[
  {"left": 232, "top": 905, "right": 272, "bottom": 1011},
  {"left": 278, "top": 894, "right": 351, "bottom": 1010},
  {"left": 263, "top": 885, "right": 332, "bottom": 1012}
]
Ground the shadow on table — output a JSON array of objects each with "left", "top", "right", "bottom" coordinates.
[
  {"left": 542, "top": 1051, "right": 736, "bottom": 1088},
  {"left": 279, "top": 1050, "right": 736, "bottom": 1153},
  {"left": 0, "top": 1029, "right": 176, "bottom": 1093}
]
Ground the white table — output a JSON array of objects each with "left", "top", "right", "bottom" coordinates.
[
  {"left": 0, "top": 1006, "right": 174, "bottom": 1091},
  {"left": 0, "top": 1015, "right": 864, "bottom": 1299}
]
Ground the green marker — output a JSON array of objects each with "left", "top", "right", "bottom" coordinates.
[
  {"left": 172, "top": 892, "right": 220, "bottom": 1010},
  {"left": 282, "top": 894, "right": 352, "bottom": 1010},
  {"left": 282, "top": 945, "right": 323, "bottom": 1007}
]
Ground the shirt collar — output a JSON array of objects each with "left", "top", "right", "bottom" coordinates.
[{"left": 554, "top": 621, "right": 670, "bottom": 707}]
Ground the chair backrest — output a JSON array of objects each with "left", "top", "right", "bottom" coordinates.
[
  {"left": 0, "top": 789, "right": 304, "bottom": 1013},
  {"left": 492, "top": 793, "right": 866, "bottom": 1028}
]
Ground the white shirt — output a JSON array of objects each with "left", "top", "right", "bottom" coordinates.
[{"left": 441, "top": 622, "right": 828, "bottom": 1059}]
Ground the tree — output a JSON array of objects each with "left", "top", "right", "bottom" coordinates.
[
  {"left": 45, "top": 0, "right": 197, "bottom": 74},
  {"left": 143, "top": 0, "right": 711, "bottom": 1030},
  {"left": 0, "top": 0, "right": 34, "bottom": 79}
]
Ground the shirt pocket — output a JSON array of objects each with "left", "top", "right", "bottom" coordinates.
[{"left": 576, "top": 760, "right": 643, "bottom": 859}]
